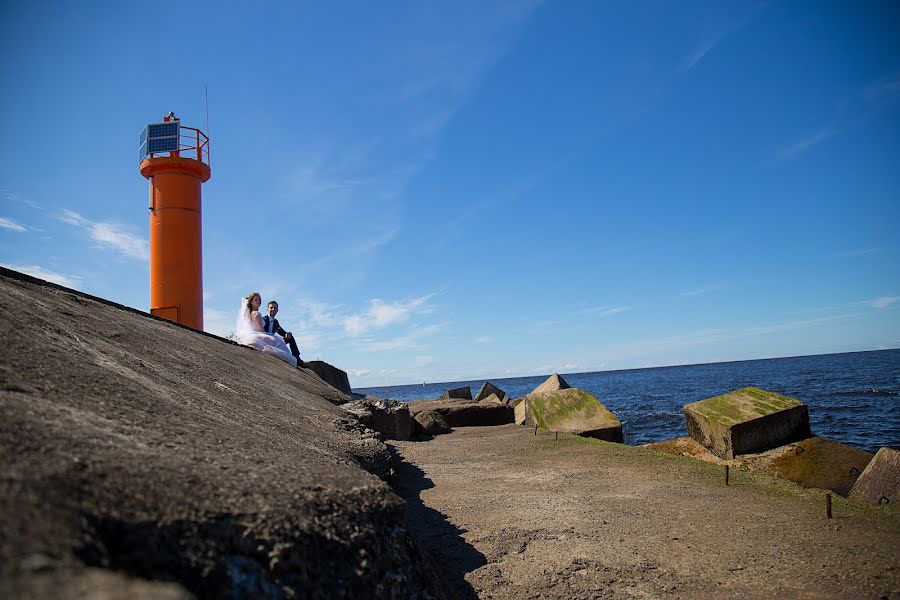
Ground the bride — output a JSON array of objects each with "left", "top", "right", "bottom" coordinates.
[{"left": 235, "top": 291, "right": 299, "bottom": 366}]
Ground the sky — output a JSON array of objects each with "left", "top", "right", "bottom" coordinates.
[{"left": 1, "top": 1, "right": 899, "bottom": 387}]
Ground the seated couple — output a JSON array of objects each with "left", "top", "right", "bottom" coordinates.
[{"left": 236, "top": 292, "right": 306, "bottom": 368}]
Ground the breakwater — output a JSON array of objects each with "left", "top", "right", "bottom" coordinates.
[{"left": 358, "top": 349, "right": 900, "bottom": 453}]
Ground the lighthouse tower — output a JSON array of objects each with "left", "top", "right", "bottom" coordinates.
[{"left": 138, "top": 113, "right": 210, "bottom": 330}]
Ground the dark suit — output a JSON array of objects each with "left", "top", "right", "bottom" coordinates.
[{"left": 262, "top": 315, "right": 300, "bottom": 359}]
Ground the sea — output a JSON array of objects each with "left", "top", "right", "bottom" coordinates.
[{"left": 357, "top": 349, "right": 900, "bottom": 453}]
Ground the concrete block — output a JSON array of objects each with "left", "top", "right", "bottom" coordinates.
[
  {"left": 474, "top": 381, "right": 506, "bottom": 402},
  {"left": 438, "top": 386, "right": 472, "bottom": 401},
  {"left": 305, "top": 360, "right": 352, "bottom": 394},
  {"left": 850, "top": 447, "right": 899, "bottom": 506},
  {"left": 684, "top": 387, "right": 811, "bottom": 459},
  {"left": 527, "top": 388, "right": 623, "bottom": 442},
  {"left": 530, "top": 373, "right": 570, "bottom": 395}
]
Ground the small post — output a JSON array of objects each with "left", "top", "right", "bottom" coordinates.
[
  {"left": 725, "top": 465, "right": 730, "bottom": 486},
  {"left": 534, "top": 424, "right": 538, "bottom": 435},
  {"left": 555, "top": 431, "right": 558, "bottom": 441},
  {"left": 826, "top": 493, "right": 832, "bottom": 519}
]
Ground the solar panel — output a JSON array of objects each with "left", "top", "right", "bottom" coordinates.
[{"left": 139, "top": 121, "right": 180, "bottom": 160}]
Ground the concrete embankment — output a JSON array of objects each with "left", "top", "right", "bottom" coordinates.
[{"left": 0, "top": 267, "right": 443, "bottom": 599}]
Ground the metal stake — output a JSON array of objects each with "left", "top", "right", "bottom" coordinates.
[
  {"left": 826, "top": 493, "right": 832, "bottom": 519},
  {"left": 725, "top": 465, "right": 730, "bottom": 486}
]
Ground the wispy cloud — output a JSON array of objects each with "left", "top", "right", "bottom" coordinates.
[
  {"left": 415, "top": 355, "right": 434, "bottom": 367},
  {"left": 474, "top": 335, "right": 493, "bottom": 344},
  {"left": 0, "top": 217, "right": 28, "bottom": 232},
  {"left": 863, "top": 72, "right": 900, "bottom": 110},
  {"left": 343, "top": 294, "right": 434, "bottom": 336},
  {"left": 576, "top": 305, "right": 631, "bottom": 317},
  {"left": 301, "top": 228, "right": 398, "bottom": 275},
  {"left": 870, "top": 296, "right": 900, "bottom": 309},
  {"left": 678, "top": 285, "right": 722, "bottom": 297},
  {"left": 354, "top": 324, "right": 443, "bottom": 352},
  {"left": 681, "top": 39, "right": 720, "bottom": 72},
  {"left": 779, "top": 128, "right": 836, "bottom": 160},
  {"left": 837, "top": 247, "right": 882, "bottom": 257},
  {"left": 2, "top": 191, "right": 42, "bottom": 210},
  {"left": 0, "top": 263, "right": 81, "bottom": 288},
  {"left": 57, "top": 209, "right": 149, "bottom": 261}
]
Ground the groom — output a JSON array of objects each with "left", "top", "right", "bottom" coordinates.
[{"left": 262, "top": 300, "right": 304, "bottom": 367}]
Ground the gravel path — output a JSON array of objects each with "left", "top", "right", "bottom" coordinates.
[{"left": 390, "top": 425, "right": 900, "bottom": 599}]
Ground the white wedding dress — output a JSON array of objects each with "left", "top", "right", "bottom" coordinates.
[{"left": 235, "top": 300, "right": 297, "bottom": 366}]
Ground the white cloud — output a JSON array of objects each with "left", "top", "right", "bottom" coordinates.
[
  {"left": 343, "top": 294, "right": 434, "bottom": 336},
  {"left": 870, "top": 296, "right": 900, "bottom": 309},
  {"left": 89, "top": 222, "right": 149, "bottom": 261},
  {"left": 348, "top": 368, "right": 371, "bottom": 378},
  {"left": 0, "top": 217, "right": 27, "bottom": 232},
  {"left": 576, "top": 305, "right": 631, "bottom": 317},
  {"left": 3, "top": 191, "right": 42, "bottom": 209},
  {"left": 779, "top": 129, "right": 836, "bottom": 160},
  {"left": 837, "top": 247, "right": 882, "bottom": 257},
  {"left": 415, "top": 355, "right": 434, "bottom": 367},
  {"left": 0, "top": 263, "right": 81, "bottom": 288},
  {"left": 354, "top": 324, "right": 442, "bottom": 352},
  {"left": 57, "top": 209, "right": 149, "bottom": 261},
  {"left": 679, "top": 285, "right": 721, "bottom": 297},
  {"left": 203, "top": 308, "right": 234, "bottom": 338},
  {"left": 474, "top": 335, "right": 493, "bottom": 344}
]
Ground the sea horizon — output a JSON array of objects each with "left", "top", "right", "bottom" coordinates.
[{"left": 357, "top": 347, "right": 900, "bottom": 391}]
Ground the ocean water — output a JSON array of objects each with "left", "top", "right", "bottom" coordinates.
[{"left": 357, "top": 349, "right": 900, "bottom": 453}]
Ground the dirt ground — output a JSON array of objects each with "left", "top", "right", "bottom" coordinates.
[{"left": 390, "top": 425, "right": 900, "bottom": 600}]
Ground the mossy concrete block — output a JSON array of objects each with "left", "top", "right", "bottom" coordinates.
[
  {"left": 525, "top": 388, "right": 623, "bottom": 442},
  {"left": 684, "top": 387, "right": 811, "bottom": 459},
  {"left": 438, "top": 386, "right": 472, "bottom": 401},
  {"left": 766, "top": 436, "right": 873, "bottom": 497},
  {"left": 531, "top": 373, "right": 571, "bottom": 395},
  {"left": 850, "top": 447, "right": 899, "bottom": 506},
  {"left": 474, "top": 381, "right": 506, "bottom": 402}
]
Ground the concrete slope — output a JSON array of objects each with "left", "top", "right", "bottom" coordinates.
[{"left": 0, "top": 267, "right": 440, "bottom": 599}]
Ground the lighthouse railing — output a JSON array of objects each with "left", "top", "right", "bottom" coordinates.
[{"left": 143, "top": 125, "right": 210, "bottom": 166}]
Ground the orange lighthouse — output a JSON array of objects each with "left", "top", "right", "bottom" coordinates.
[{"left": 139, "top": 113, "right": 210, "bottom": 330}]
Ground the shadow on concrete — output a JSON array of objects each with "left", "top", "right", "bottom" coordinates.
[{"left": 389, "top": 447, "right": 485, "bottom": 600}]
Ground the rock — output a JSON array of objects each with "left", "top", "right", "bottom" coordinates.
[
  {"left": 408, "top": 399, "right": 513, "bottom": 427},
  {"left": 479, "top": 393, "right": 504, "bottom": 405},
  {"left": 531, "top": 373, "right": 571, "bottom": 395},
  {"left": 414, "top": 410, "right": 452, "bottom": 436},
  {"left": 505, "top": 396, "right": 524, "bottom": 408},
  {"left": 755, "top": 436, "right": 873, "bottom": 496},
  {"left": 304, "top": 360, "right": 352, "bottom": 395},
  {"left": 684, "top": 387, "right": 811, "bottom": 459},
  {"left": 850, "top": 447, "right": 900, "bottom": 505},
  {"left": 641, "top": 437, "right": 725, "bottom": 464},
  {"left": 438, "top": 386, "right": 472, "bottom": 401},
  {"left": 474, "top": 381, "right": 506, "bottom": 402},
  {"left": 341, "top": 398, "right": 415, "bottom": 441},
  {"left": 520, "top": 388, "right": 623, "bottom": 442}
]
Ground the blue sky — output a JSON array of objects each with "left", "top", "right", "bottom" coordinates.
[{"left": 1, "top": 1, "right": 898, "bottom": 387}]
